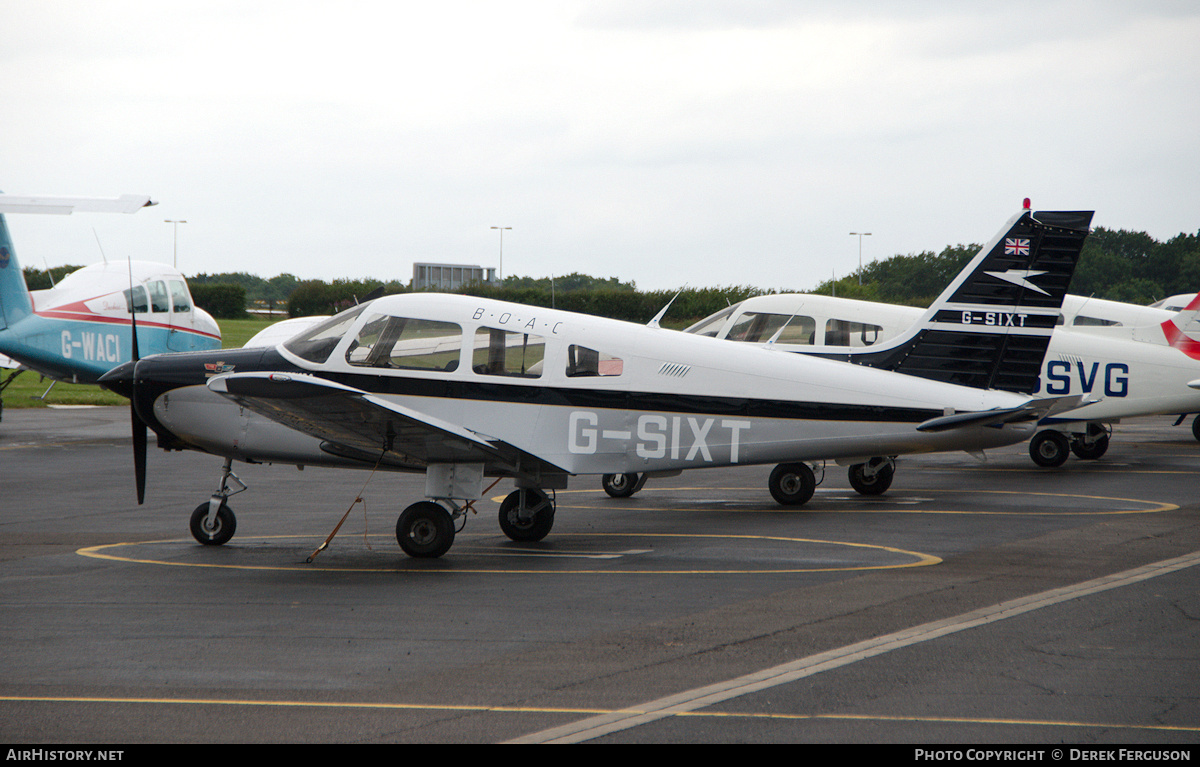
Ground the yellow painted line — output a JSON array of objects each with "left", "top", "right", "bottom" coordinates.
[
  {"left": 1, "top": 695, "right": 1195, "bottom": 735},
  {"left": 512, "top": 551, "right": 1200, "bottom": 743},
  {"left": 76, "top": 533, "right": 940, "bottom": 575}
]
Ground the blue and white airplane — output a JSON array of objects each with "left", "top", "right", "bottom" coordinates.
[{"left": 0, "top": 194, "right": 221, "bottom": 419}]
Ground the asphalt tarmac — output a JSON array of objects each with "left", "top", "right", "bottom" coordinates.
[{"left": 1, "top": 406, "right": 1198, "bottom": 745}]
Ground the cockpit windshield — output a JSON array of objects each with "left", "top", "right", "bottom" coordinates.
[
  {"left": 683, "top": 303, "right": 740, "bottom": 337},
  {"left": 283, "top": 305, "right": 367, "bottom": 364}
]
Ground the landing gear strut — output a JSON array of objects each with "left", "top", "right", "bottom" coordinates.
[{"left": 190, "top": 458, "right": 246, "bottom": 545}]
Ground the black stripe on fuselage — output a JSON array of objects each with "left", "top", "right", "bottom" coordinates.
[{"left": 137, "top": 347, "right": 943, "bottom": 427}]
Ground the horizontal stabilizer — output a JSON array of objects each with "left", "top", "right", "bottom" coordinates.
[
  {"left": 0, "top": 194, "right": 156, "bottom": 215},
  {"left": 917, "top": 394, "right": 1089, "bottom": 433}
]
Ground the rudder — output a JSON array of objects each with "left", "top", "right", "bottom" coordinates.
[{"left": 0, "top": 213, "right": 34, "bottom": 331}]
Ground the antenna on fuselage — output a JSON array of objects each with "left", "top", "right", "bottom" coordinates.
[
  {"left": 765, "top": 304, "right": 805, "bottom": 347},
  {"left": 92, "top": 228, "right": 108, "bottom": 264},
  {"left": 647, "top": 291, "right": 680, "bottom": 329}
]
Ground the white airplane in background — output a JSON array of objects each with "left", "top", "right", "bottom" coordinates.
[
  {"left": 683, "top": 257, "right": 1200, "bottom": 467},
  {"left": 99, "top": 204, "right": 1091, "bottom": 559},
  {"left": 0, "top": 194, "right": 221, "bottom": 419}
]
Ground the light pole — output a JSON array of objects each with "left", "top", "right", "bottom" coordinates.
[
  {"left": 165, "top": 220, "right": 187, "bottom": 269},
  {"left": 490, "top": 226, "right": 511, "bottom": 284},
  {"left": 849, "top": 231, "right": 871, "bottom": 285}
]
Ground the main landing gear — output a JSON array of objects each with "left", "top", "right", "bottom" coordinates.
[
  {"left": 603, "top": 456, "right": 897, "bottom": 507},
  {"left": 1028, "top": 424, "right": 1110, "bottom": 467},
  {"left": 186, "top": 458, "right": 560, "bottom": 560}
]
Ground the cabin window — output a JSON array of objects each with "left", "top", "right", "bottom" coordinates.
[
  {"left": 1073, "top": 315, "right": 1121, "bottom": 327},
  {"left": 148, "top": 281, "right": 170, "bottom": 313},
  {"left": 346, "top": 314, "right": 463, "bottom": 371},
  {"left": 824, "top": 318, "right": 883, "bottom": 347},
  {"left": 566, "top": 345, "right": 624, "bottom": 377},
  {"left": 169, "top": 280, "right": 192, "bottom": 313},
  {"left": 284, "top": 305, "right": 367, "bottom": 364},
  {"left": 472, "top": 327, "right": 545, "bottom": 378},
  {"left": 727, "top": 312, "right": 816, "bottom": 344},
  {"left": 123, "top": 286, "right": 149, "bottom": 314}
]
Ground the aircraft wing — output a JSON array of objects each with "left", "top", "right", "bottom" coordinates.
[
  {"left": 206, "top": 371, "right": 566, "bottom": 475},
  {"left": 916, "top": 395, "right": 1089, "bottom": 432},
  {"left": 0, "top": 194, "right": 155, "bottom": 214}
]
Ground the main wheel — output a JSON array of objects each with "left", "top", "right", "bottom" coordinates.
[
  {"left": 848, "top": 461, "right": 894, "bottom": 495},
  {"left": 1071, "top": 425, "right": 1110, "bottom": 460},
  {"left": 1029, "top": 430, "right": 1071, "bottom": 467},
  {"left": 768, "top": 463, "right": 816, "bottom": 506},
  {"left": 602, "top": 473, "right": 643, "bottom": 498},
  {"left": 396, "top": 501, "right": 455, "bottom": 558},
  {"left": 498, "top": 488, "right": 555, "bottom": 542},
  {"left": 189, "top": 501, "right": 237, "bottom": 546}
]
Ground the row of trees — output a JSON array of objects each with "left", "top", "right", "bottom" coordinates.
[{"left": 22, "top": 225, "right": 1200, "bottom": 322}]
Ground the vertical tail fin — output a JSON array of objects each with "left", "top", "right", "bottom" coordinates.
[
  {"left": 0, "top": 213, "right": 34, "bottom": 331},
  {"left": 832, "top": 207, "right": 1094, "bottom": 393},
  {"left": 0, "top": 193, "right": 155, "bottom": 332},
  {"left": 1160, "top": 292, "right": 1200, "bottom": 361}
]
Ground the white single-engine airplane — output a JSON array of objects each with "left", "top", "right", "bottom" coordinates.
[
  {"left": 0, "top": 194, "right": 222, "bottom": 419},
  {"left": 684, "top": 252, "right": 1200, "bottom": 467},
  {"left": 100, "top": 205, "right": 1092, "bottom": 559}
]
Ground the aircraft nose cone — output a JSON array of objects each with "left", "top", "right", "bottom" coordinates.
[{"left": 99, "top": 360, "right": 136, "bottom": 397}]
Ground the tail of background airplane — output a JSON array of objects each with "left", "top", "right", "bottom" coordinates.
[
  {"left": 1160, "top": 292, "right": 1200, "bottom": 361},
  {"left": 0, "top": 212, "right": 34, "bottom": 331},
  {"left": 821, "top": 204, "right": 1094, "bottom": 394},
  {"left": 0, "top": 193, "right": 155, "bottom": 333}
]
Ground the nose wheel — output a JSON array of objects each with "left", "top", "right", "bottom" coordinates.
[{"left": 190, "top": 502, "right": 237, "bottom": 546}]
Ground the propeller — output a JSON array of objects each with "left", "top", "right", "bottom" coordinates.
[{"left": 128, "top": 258, "right": 147, "bottom": 504}]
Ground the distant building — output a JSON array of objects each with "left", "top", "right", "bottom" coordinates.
[{"left": 412, "top": 262, "right": 499, "bottom": 291}]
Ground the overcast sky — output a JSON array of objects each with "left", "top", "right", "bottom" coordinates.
[{"left": 4, "top": 1, "right": 1198, "bottom": 292}]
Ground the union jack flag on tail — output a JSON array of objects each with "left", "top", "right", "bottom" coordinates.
[{"left": 1005, "top": 238, "right": 1030, "bottom": 256}]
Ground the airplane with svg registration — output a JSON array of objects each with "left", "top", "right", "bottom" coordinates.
[{"left": 682, "top": 226, "right": 1200, "bottom": 467}]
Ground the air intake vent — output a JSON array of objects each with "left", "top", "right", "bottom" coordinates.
[{"left": 658, "top": 363, "right": 691, "bottom": 378}]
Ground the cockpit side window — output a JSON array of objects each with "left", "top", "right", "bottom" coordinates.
[
  {"left": 123, "top": 286, "right": 149, "bottom": 314},
  {"left": 566, "top": 345, "right": 624, "bottom": 377},
  {"left": 346, "top": 314, "right": 463, "bottom": 371},
  {"left": 1073, "top": 315, "right": 1121, "bottom": 327},
  {"left": 472, "top": 327, "right": 545, "bottom": 378},
  {"left": 824, "top": 318, "right": 883, "bottom": 347},
  {"left": 169, "top": 280, "right": 192, "bottom": 313},
  {"left": 284, "top": 305, "right": 367, "bottom": 364},
  {"left": 148, "top": 281, "right": 169, "bottom": 313}
]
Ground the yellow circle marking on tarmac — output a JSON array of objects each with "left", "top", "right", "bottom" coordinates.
[{"left": 76, "top": 532, "right": 940, "bottom": 575}]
